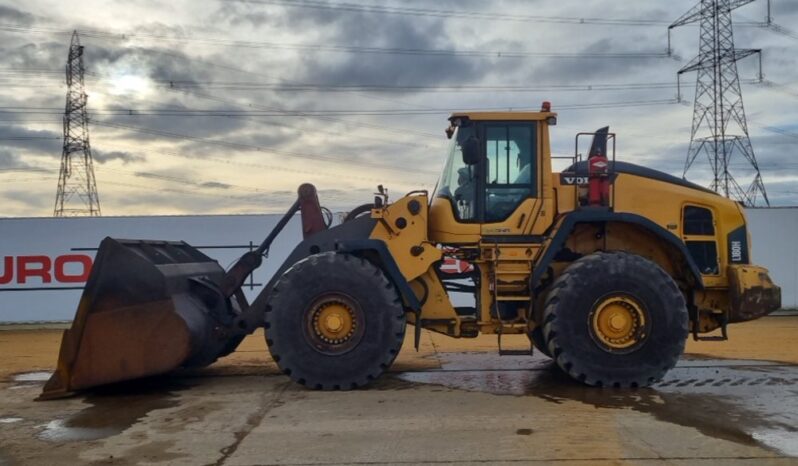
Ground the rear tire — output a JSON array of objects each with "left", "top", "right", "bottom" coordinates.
[
  {"left": 543, "top": 251, "right": 688, "bottom": 388},
  {"left": 264, "top": 252, "right": 406, "bottom": 390}
]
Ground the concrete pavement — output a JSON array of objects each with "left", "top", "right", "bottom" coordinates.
[{"left": 1, "top": 316, "right": 797, "bottom": 465}]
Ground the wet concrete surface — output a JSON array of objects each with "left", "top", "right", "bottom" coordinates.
[
  {"left": 1, "top": 323, "right": 798, "bottom": 465},
  {"left": 36, "top": 378, "right": 189, "bottom": 442},
  {"left": 398, "top": 353, "right": 798, "bottom": 457}
]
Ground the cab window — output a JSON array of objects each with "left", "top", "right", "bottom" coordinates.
[
  {"left": 682, "top": 205, "right": 719, "bottom": 275},
  {"left": 684, "top": 206, "right": 715, "bottom": 235},
  {"left": 434, "top": 125, "right": 478, "bottom": 221},
  {"left": 484, "top": 124, "right": 536, "bottom": 223}
]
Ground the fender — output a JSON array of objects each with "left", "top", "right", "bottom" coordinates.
[
  {"left": 336, "top": 239, "right": 422, "bottom": 311},
  {"left": 531, "top": 210, "right": 704, "bottom": 290},
  {"left": 251, "top": 216, "right": 421, "bottom": 321}
]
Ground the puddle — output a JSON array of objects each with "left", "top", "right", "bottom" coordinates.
[
  {"left": 13, "top": 372, "right": 52, "bottom": 382},
  {"left": 38, "top": 377, "right": 190, "bottom": 442},
  {"left": 753, "top": 429, "right": 798, "bottom": 457},
  {"left": 397, "top": 352, "right": 798, "bottom": 457},
  {"left": 0, "top": 418, "right": 22, "bottom": 424}
]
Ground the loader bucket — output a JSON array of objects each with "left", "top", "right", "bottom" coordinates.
[{"left": 39, "top": 238, "right": 238, "bottom": 400}]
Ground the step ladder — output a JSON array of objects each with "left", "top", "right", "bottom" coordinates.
[
  {"left": 490, "top": 259, "right": 533, "bottom": 356},
  {"left": 692, "top": 310, "right": 728, "bottom": 341}
]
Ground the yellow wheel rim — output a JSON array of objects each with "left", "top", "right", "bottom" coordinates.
[
  {"left": 311, "top": 300, "right": 357, "bottom": 346},
  {"left": 590, "top": 295, "right": 647, "bottom": 351}
]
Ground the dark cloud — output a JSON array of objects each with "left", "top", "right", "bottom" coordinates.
[
  {"left": 85, "top": 43, "right": 211, "bottom": 86},
  {"left": 98, "top": 98, "right": 250, "bottom": 139},
  {"left": 265, "top": 5, "right": 485, "bottom": 88},
  {"left": 92, "top": 149, "right": 144, "bottom": 164},
  {"left": 133, "top": 168, "right": 235, "bottom": 192},
  {"left": 1, "top": 0, "right": 797, "bottom": 214},
  {"left": 0, "top": 37, "right": 65, "bottom": 71},
  {"left": 0, "top": 149, "right": 31, "bottom": 169},
  {"left": 200, "top": 181, "right": 231, "bottom": 189},
  {"left": 210, "top": 2, "right": 274, "bottom": 28},
  {"left": 530, "top": 37, "right": 672, "bottom": 84},
  {"left": 0, "top": 125, "right": 61, "bottom": 154},
  {"left": 0, "top": 5, "right": 35, "bottom": 26}
]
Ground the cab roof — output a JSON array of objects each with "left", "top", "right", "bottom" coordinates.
[{"left": 449, "top": 111, "right": 557, "bottom": 122}]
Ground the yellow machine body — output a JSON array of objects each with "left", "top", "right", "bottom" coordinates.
[
  {"left": 42, "top": 108, "right": 781, "bottom": 397},
  {"left": 368, "top": 109, "right": 780, "bottom": 340}
]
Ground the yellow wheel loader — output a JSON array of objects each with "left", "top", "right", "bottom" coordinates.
[{"left": 40, "top": 103, "right": 781, "bottom": 398}]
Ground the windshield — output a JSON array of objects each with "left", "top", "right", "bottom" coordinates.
[{"left": 433, "top": 125, "right": 477, "bottom": 221}]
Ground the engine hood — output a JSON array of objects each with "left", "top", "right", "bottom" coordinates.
[{"left": 565, "top": 161, "right": 717, "bottom": 195}]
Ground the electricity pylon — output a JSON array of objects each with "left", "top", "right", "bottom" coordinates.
[
  {"left": 670, "top": 0, "right": 769, "bottom": 207},
  {"left": 54, "top": 31, "right": 101, "bottom": 217}
]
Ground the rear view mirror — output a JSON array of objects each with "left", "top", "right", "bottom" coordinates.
[
  {"left": 462, "top": 137, "right": 481, "bottom": 165},
  {"left": 589, "top": 127, "right": 610, "bottom": 158}
]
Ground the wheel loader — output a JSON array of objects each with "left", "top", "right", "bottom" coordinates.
[{"left": 40, "top": 102, "right": 781, "bottom": 398}]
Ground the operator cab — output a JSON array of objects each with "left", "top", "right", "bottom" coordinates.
[{"left": 430, "top": 105, "right": 557, "bottom": 243}]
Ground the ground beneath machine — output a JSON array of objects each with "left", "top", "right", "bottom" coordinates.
[
  {"left": 1, "top": 317, "right": 797, "bottom": 465},
  {"left": 399, "top": 353, "right": 798, "bottom": 457}
]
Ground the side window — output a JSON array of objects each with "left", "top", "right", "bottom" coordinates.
[
  {"left": 686, "top": 242, "right": 719, "bottom": 275},
  {"left": 683, "top": 206, "right": 719, "bottom": 275},
  {"left": 484, "top": 124, "right": 536, "bottom": 223},
  {"left": 684, "top": 206, "right": 715, "bottom": 235},
  {"left": 435, "top": 125, "right": 478, "bottom": 222}
]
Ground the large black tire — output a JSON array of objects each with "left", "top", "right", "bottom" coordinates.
[
  {"left": 542, "top": 251, "right": 688, "bottom": 388},
  {"left": 528, "top": 327, "right": 552, "bottom": 358},
  {"left": 264, "top": 252, "right": 406, "bottom": 390}
]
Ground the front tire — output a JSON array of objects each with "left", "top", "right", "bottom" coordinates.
[
  {"left": 543, "top": 251, "right": 688, "bottom": 388},
  {"left": 528, "top": 327, "right": 552, "bottom": 358},
  {"left": 264, "top": 252, "right": 406, "bottom": 390}
]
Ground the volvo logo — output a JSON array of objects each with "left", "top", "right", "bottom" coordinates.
[{"left": 561, "top": 176, "right": 589, "bottom": 185}]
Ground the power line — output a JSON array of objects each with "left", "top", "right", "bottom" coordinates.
[
  {"left": 767, "top": 22, "right": 798, "bottom": 40},
  {"left": 759, "top": 79, "right": 798, "bottom": 100},
  {"left": 91, "top": 166, "right": 392, "bottom": 207},
  {"left": 760, "top": 125, "right": 798, "bottom": 141},
  {"left": 96, "top": 141, "right": 432, "bottom": 186},
  {"left": 144, "top": 87, "right": 441, "bottom": 143},
  {"left": 0, "top": 176, "right": 53, "bottom": 183},
  {"left": 161, "top": 81, "right": 690, "bottom": 93},
  {"left": 89, "top": 119, "right": 441, "bottom": 176},
  {"left": 168, "top": 83, "right": 443, "bottom": 142},
  {"left": 0, "top": 24, "right": 671, "bottom": 60},
  {"left": 134, "top": 48, "right": 446, "bottom": 139},
  {"left": 226, "top": 0, "right": 674, "bottom": 26},
  {"left": 0, "top": 166, "right": 56, "bottom": 173},
  {"left": 0, "top": 98, "right": 680, "bottom": 116},
  {"left": 0, "top": 69, "right": 764, "bottom": 95}
]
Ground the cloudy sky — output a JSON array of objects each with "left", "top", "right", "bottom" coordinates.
[{"left": 0, "top": 0, "right": 796, "bottom": 217}]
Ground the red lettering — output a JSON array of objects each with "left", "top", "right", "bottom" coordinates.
[
  {"left": 0, "top": 257, "right": 11, "bottom": 284},
  {"left": 16, "top": 256, "right": 52, "bottom": 284},
  {"left": 54, "top": 255, "right": 93, "bottom": 283}
]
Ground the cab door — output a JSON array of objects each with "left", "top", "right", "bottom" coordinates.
[{"left": 479, "top": 122, "right": 543, "bottom": 237}]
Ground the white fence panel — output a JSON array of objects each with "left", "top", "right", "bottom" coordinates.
[
  {"left": 745, "top": 208, "right": 798, "bottom": 308},
  {"left": 0, "top": 215, "right": 302, "bottom": 323},
  {"left": 1, "top": 207, "right": 796, "bottom": 323}
]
